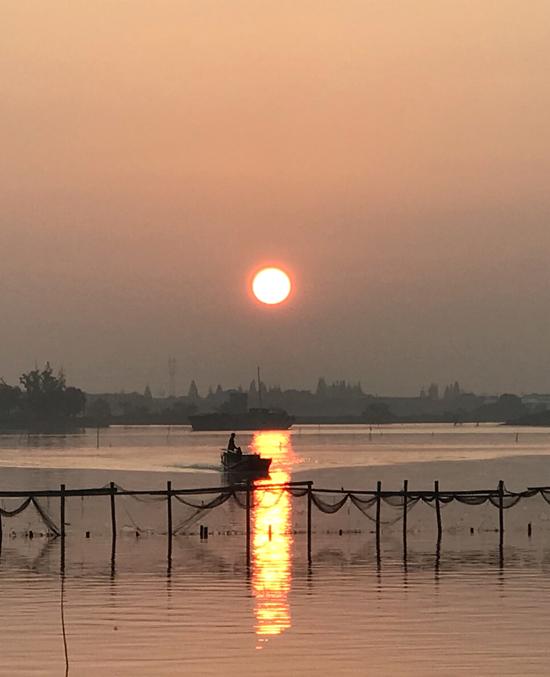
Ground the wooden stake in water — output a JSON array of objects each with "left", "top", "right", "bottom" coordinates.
[
  {"left": 60, "top": 484, "right": 66, "bottom": 539},
  {"left": 376, "top": 480, "right": 382, "bottom": 562},
  {"left": 246, "top": 482, "right": 252, "bottom": 569},
  {"left": 109, "top": 482, "right": 117, "bottom": 574},
  {"left": 110, "top": 482, "right": 117, "bottom": 542},
  {"left": 435, "top": 480, "right": 442, "bottom": 540},
  {"left": 402, "top": 480, "right": 408, "bottom": 559},
  {"left": 498, "top": 480, "right": 504, "bottom": 561},
  {"left": 167, "top": 481, "right": 173, "bottom": 565},
  {"left": 307, "top": 482, "right": 313, "bottom": 564},
  {"left": 60, "top": 483, "right": 66, "bottom": 572},
  {"left": 96, "top": 426, "right": 100, "bottom": 449}
]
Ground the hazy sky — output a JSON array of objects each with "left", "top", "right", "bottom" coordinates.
[{"left": 2, "top": 1, "right": 550, "bottom": 395}]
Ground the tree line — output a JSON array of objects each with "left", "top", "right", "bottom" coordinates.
[{"left": 0, "top": 363, "right": 85, "bottom": 431}]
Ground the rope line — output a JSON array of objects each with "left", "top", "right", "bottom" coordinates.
[
  {"left": 31, "top": 498, "right": 61, "bottom": 536},
  {"left": 0, "top": 483, "right": 548, "bottom": 535},
  {"left": 0, "top": 498, "right": 32, "bottom": 517}
]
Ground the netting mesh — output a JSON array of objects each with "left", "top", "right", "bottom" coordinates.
[
  {"left": 0, "top": 497, "right": 32, "bottom": 518},
  {"left": 0, "top": 496, "right": 61, "bottom": 536},
  {"left": 173, "top": 493, "right": 233, "bottom": 534},
  {"left": 311, "top": 493, "right": 348, "bottom": 514},
  {"left": 0, "top": 483, "right": 549, "bottom": 537}
]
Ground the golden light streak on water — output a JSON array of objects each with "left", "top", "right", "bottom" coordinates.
[{"left": 250, "top": 431, "right": 294, "bottom": 644}]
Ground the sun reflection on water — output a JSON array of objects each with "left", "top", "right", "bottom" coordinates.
[{"left": 250, "top": 431, "right": 295, "bottom": 644}]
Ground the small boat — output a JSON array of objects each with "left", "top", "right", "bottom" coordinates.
[{"left": 220, "top": 449, "right": 272, "bottom": 476}]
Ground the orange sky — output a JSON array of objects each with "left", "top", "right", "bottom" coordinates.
[{"left": 2, "top": 1, "right": 550, "bottom": 394}]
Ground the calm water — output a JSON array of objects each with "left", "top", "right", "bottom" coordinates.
[{"left": 1, "top": 424, "right": 550, "bottom": 675}]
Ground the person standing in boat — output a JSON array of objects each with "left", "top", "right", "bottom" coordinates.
[{"left": 227, "top": 432, "right": 242, "bottom": 457}]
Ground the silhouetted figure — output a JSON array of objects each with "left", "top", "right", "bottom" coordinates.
[{"left": 227, "top": 432, "right": 242, "bottom": 457}]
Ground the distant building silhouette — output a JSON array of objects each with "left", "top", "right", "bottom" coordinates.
[
  {"left": 168, "top": 357, "right": 177, "bottom": 398},
  {"left": 188, "top": 379, "right": 199, "bottom": 400}
]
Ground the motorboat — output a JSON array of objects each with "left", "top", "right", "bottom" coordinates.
[{"left": 220, "top": 449, "right": 272, "bottom": 476}]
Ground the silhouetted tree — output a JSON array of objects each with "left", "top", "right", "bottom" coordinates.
[
  {"left": 496, "top": 393, "right": 525, "bottom": 419},
  {"left": 188, "top": 380, "right": 200, "bottom": 400},
  {"left": 428, "top": 383, "right": 439, "bottom": 400},
  {"left": 88, "top": 398, "right": 111, "bottom": 421},
  {"left": 20, "top": 363, "right": 65, "bottom": 418},
  {"left": 470, "top": 393, "right": 526, "bottom": 422},
  {"left": 19, "top": 363, "right": 85, "bottom": 421},
  {"left": 316, "top": 377, "right": 327, "bottom": 397},
  {"left": 0, "top": 380, "right": 21, "bottom": 416},
  {"left": 363, "top": 402, "right": 396, "bottom": 424},
  {"left": 63, "top": 386, "right": 86, "bottom": 417},
  {"left": 247, "top": 380, "right": 258, "bottom": 407}
]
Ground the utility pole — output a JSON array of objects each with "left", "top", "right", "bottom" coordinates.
[
  {"left": 168, "top": 357, "right": 177, "bottom": 398},
  {"left": 257, "top": 365, "right": 263, "bottom": 408}
]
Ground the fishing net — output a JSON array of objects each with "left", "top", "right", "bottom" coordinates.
[
  {"left": 311, "top": 493, "right": 349, "bottom": 514},
  {"left": 349, "top": 494, "right": 420, "bottom": 526},
  {"left": 1, "top": 482, "right": 550, "bottom": 538},
  {"left": 0, "top": 496, "right": 61, "bottom": 536},
  {"left": 173, "top": 492, "right": 233, "bottom": 534}
]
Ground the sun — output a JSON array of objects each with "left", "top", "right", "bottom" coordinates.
[{"left": 252, "top": 267, "right": 292, "bottom": 305}]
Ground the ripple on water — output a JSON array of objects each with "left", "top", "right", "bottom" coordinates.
[{"left": 0, "top": 534, "right": 549, "bottom": 676}]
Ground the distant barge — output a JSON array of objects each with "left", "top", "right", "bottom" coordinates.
[{"left": 189, "top": 408, "right": 294, "bottom": 431}]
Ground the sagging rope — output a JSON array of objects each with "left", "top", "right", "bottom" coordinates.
[
  {"left": 0, "top": 483, "right": 546, "bottom": 537},
  {"left": 349, "top": 494, "right": 420, "bottom": 526},
  {"left": 0, "top": 497, "right": 61, "bottom": 536},
  {"left": 109, "top": 483, "right": 166, "bottom": 503},
  {"left": 172, "top": 492, "right": 233, "bottom": 534},
  {"left": 0, "top": 497, "right": 33, "bottom": 518},
  {"left": 31, "top": 498, "right": 61, "bottom": 536}
]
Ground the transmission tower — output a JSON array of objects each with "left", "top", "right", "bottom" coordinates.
[{"left": 168, "top": 357, "right": 177, "bottom": 397}]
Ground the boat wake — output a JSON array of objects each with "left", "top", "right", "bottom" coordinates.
[{"left": 173, "top": 463, "right": 220, "bottom": 473}]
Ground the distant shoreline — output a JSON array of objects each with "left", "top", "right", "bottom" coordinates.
[{"left": 0, "top": 414, "right": 547, "bottom": 433}]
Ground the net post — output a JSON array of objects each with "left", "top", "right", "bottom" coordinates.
[
  {"left": 246, "top": 481, "right": 251, "bottom": 569},
  {"left": 402, "top": 480, "right": 408, "bottom": 560},
  {"left": 60, "top": 484, "right": 66, "bottom": 572},
  {"left": 435, "top": 480, "right": 442, "bottom": 540},
  {"left": 109, "top": 482, "right": 117, "bottom": 575},
  {"left": 376, "top": 481, "right": 382, "bottom": 562},
  {"left": 307, "top": 482, "right": 313, "bottom": 564},
  {"left": 167, "top": 481, "right": 173, "bottom": 566},
  {"left": 498, "top": 480, "right": 504, "bottom": 562},
  {"left": 60, "top": 484, "right": 66, "bottom": 539},
  {"left": 110, "top": 482, "right": 117, "bottom": 539}
]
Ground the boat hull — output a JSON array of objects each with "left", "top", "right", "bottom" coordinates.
[
  {"left": 221, "top": 451, "right": 272, "bottom": 477},
  {"left": 190, "top": 411, "right": 294, "bottom": 431}
]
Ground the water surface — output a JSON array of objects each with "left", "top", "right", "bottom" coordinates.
[{"left": 1, "top": 424, "right": 549, "bottom": 675}]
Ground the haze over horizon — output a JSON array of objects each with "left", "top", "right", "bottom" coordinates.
[{"left": 2, "top": 2, "right": 550, "bottom": 396}]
